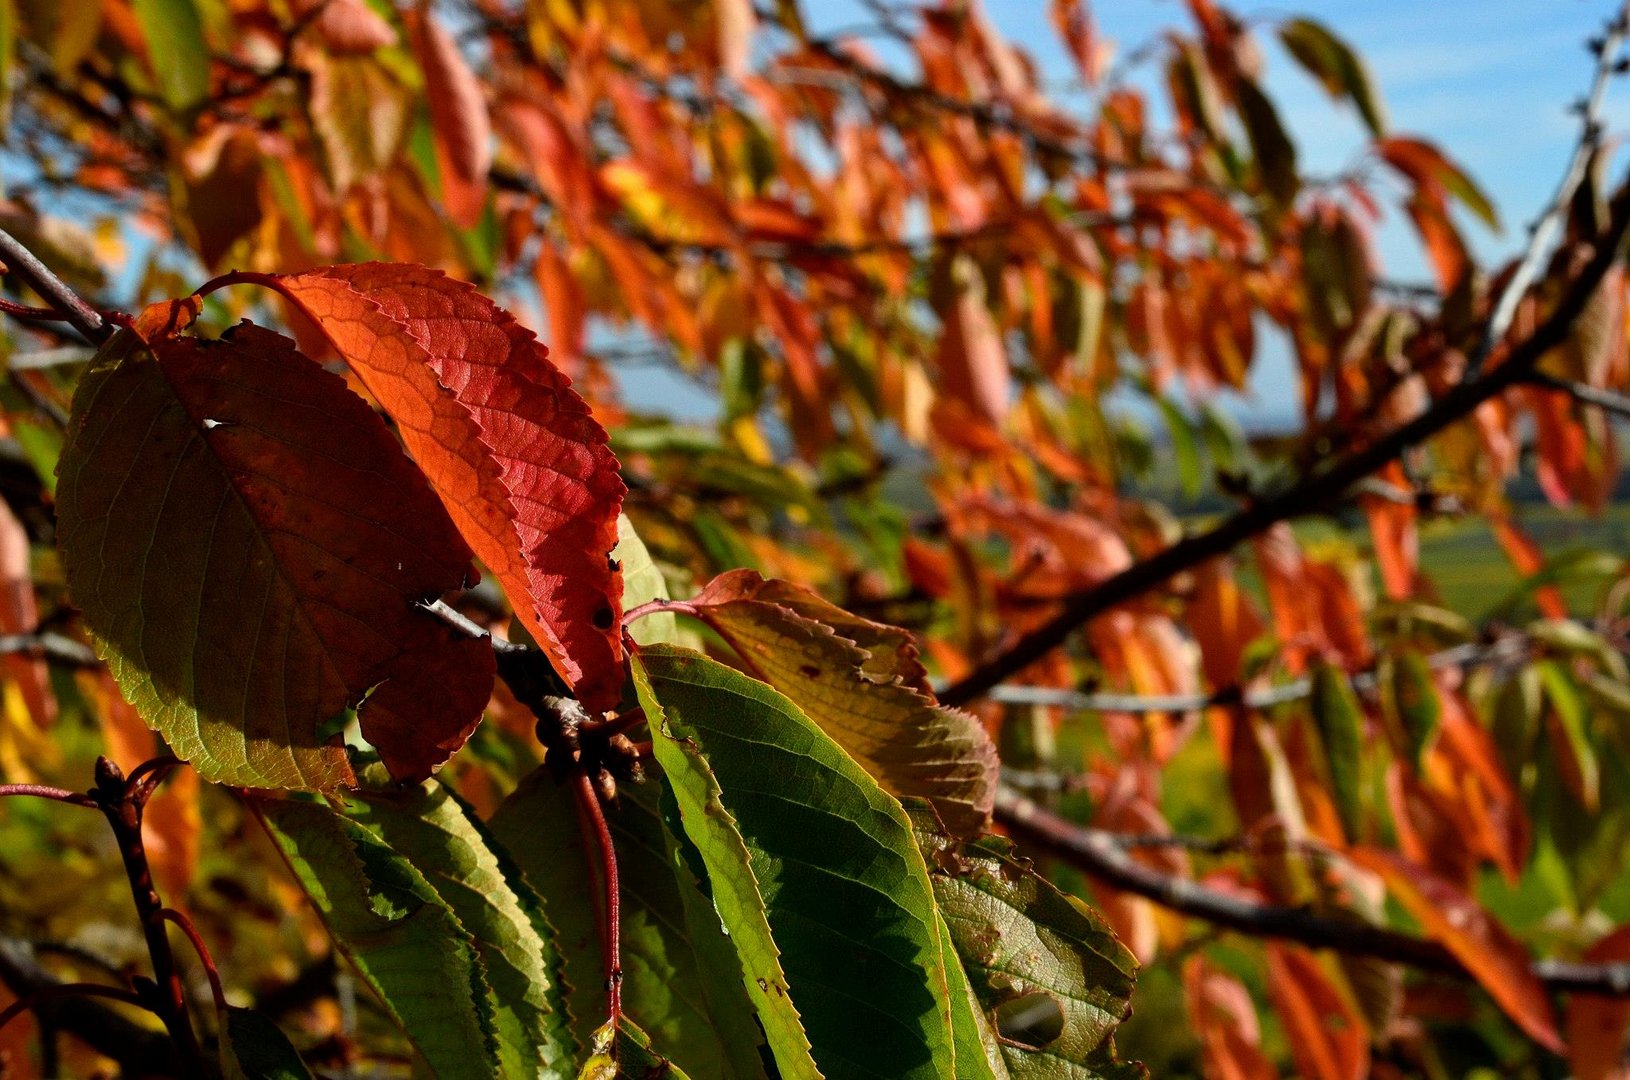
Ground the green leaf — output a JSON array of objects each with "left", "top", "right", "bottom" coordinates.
[
  {"left": 219, "top": 1007, "right": 314, "bottom": 1080},
  {"left": 1310, "top": 661, "right": 1365, "bottom": 841},
  {"left": 345, "top": 766, "right": 577, "bottom": 1077},
  {"left": 130, "top": 0, "right": 210, "bottom": 112},
  {"left": 1237, "top": 78, "right": 1298, "bottom": 208},
  {"left": 1386, "top": 650, "right": 1441, "bottom": 769},
  {"left": 1277, "top": 17, "right": 1388, "bottom": 137},
  {"left": 684, "top": 570, "right": 998, "bottom": 836},
  {"left": 490, "top": 768, "right": 768, "bottom": 1079},
  {"left": 576, "top": 1017, "right": 698, "bottom": 1080},
  {"left": 1537, "top": 659, "right": 1600, "bottom": 812},
  {"left": 636, "top": 645, "right": 962, "bottom": 1080},
  {"left": 257, "top": 798, "right": 499, "bottom": 1078},
  {"left": 616, "top": 513, "right": 677, "bottom": 648},
  {"left": 1154, "top": 397, "right": 1202, "bottom": 498},
  {"left": 935, "top": 911, "right": 1008, "bottom": 1080},
  {"left": 912, "top": 814, "right": 1140, "bottom": 1080}
]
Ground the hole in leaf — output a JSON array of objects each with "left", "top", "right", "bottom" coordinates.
[
  {"left": 993, "top": 991, "right": 1065, "bottom": 1049},
  {"left": 592, "top": 605, "right": 615, "bottom": 630}
]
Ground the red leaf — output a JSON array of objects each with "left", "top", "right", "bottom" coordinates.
[
  {"left": 223, "top": 264, "right": 627, "bottom": 711},
  {"left": 1567, "top": 925, "right": 1630, "bottom": 1080},
  {"left": 1183, "top": 956, "right": 1277, "bottom": 1080},
  {"left": 298, "top": 0, "right": 395, "bottom": 54},
  {"left": 1266, "top": 943, "right": 1369, "bottom": 1080},
  {"left": 716, "top": 0, "right": 755, "bottom": 78},
  {"left": 1492, "top": 515, "right": 1567, "bottom": 620},
  {"left": 1351, "top": 848, "right": 1562, "bottom": 1051},
  {"left": 408, "top": 11, "right": 490, "bottom": 228},
  {"left": 934, "top": 256, "right": 1011, "bottom": 427},
  {"left": 58, "top": 323, "right": 496, "bottom": 787}
]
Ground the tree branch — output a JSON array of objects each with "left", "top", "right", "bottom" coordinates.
[
  {"left": 985, "top": 636, "right": 1530, "bottom": 714},
  {"left": 994, "top": 786, "right": 1630, "bottom": 996},
  {"left": 939, "top": 177, "right": 1630, "bottom": 707},
  {"left": 0, "top": 229, "right": 111, "bottom": 346},
  {"left": 1465, "top": 2, "right": 1630, "bottom": 377},
  {"left": 1524, "top": 369, "right": 1630, "bottom": 422}
]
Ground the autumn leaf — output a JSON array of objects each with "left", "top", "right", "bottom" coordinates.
[
  {"left": 408, "top": 9, "right": 492, "bottom": 228},
  {"left": 299, "top": 0, "right": 395, "bottom": 55},
  {"left": 934, "top": 255, "right": 1011, "bottom": 428},
  {"left": 1566, "top": 925, "right": 1630, "bottom": 1080},
  {"left": 209, "top": 263, "right": 627, "bottom": 712},
  {"left": 1265, "top": 944, "right": 1368, "bottom": 1080},
  {"left": 1350, "top": 848, "right": 1562, "bottom": 1051},
  {"left": 0, "top": 498, "right": 52, "bottom": 727},
  {"left": 57, "top": 322, "right": 496, "bottom": 788},
  {"left": 681, "top": 569, "right": 998, "bottom": 835}
]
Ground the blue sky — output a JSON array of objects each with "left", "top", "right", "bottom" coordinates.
[{"left": 633, "top": 1, "right": 1630, "bottom": 424}]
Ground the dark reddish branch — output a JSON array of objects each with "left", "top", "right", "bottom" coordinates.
[
  {"left": 91, "top": 757, "right": 208, "bottom": 1077},
  {"left": 156, "top": 909, "right": 226, "bottom": 1013},
  {"left": 573, "top": 768, "right": 624, "bottom": 1030},
  {"left": 994, "top": 786, "right": 1630, "bottom": 997},
  {"left": 0, "top": 297, "right": 73, "bottom": 323},
  {"left": 941, "top": 180, "right": 1630, "bottom": 707},
  {"left": 0, "top": 783, "right": 98, "bottom": 808},
  {"left": 0, "top": 982, "right": 149, "bottom": 1033},
  {"left": 0, "top": 228, "right": 112, "bottom": 345}
]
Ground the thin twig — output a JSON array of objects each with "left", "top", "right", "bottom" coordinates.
[
  {"left": 994, "top": 785, "right": 1630, "bottom": 996},
  {"left": 0, "top": 982, "right": 149, "bottom": 1034},
  {"left": 0, "top": 783, "right": 97, "bottom": 808},
  {"left": 0, "top": 229, "right": 110, "bottom": 345},
  {"left": 572, "top": 768, "right": 623, "bottom": 1032},
  {"left": 0, "top": 297, "right": 72, "bottom": 323},
  {"left": 985, "top": 639, "right": 1518, "bottom": 714},
  {"left": 1524, "top": 370, "right": 1630, "bottom": 421},
  {"left": 940, "top": 176, "right": 1630, "bottom": 707},
  {"left": 154, "top": 909, "right": 227, "bottom": 1014},
  {"left": 1466, "top": 2, "right": 1630, "bottom": 377},
  {"left": 0, "top": 632, "right": 99, "bottom": 668},
  {"left": 418, "top": 599, "right": 528, "bottom": 655}
]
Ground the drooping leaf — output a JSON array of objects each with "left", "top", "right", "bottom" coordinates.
[
  {"left": 1350, "top": 848, "right": 1562, "bottom": 1051},
  {"left": 1565, "top": 924, "right": 1630, "bottom": 1080},
  {"left": 408, "top": 10, "right": 491, "bottom": 228},
  {"left": 934, "top": 254, "right": 1011, "bottom": 427},
  {"left": 617, "top": 514, "right": 677, "bottom": 648},
  {"left": 0, "top": 497, "right": 52, "bottom": 726},
  {"left": 219, "top": 1007, "right": 314, "bottom": 1080},
  {"left": 912, "top": 812, "right": 1140, "bottom": 1079},
  {"left": 216, "top": 263, "right": 627, "bottom": 712},
  {"left": 298, "top": 0, "right": 395, "bottom": 54},
  {"left": 344, "top": 764, "right": 577, "bottom": 1078},
  {"left": 56, "top": 323, "right": 496, "bottom": 789},
  {"left": 636, "top": 646, "right": 962, "bottom": 1080},
  {"left": 1236, "top": 78, "right": 1297, "bottom": 207},
  {"left": 1536, "top": 658, "right": 1600, "bottom": 811},
  {"left": 1277, "top": 18, "right": 1387, "bottom": 137},
  {"left": 1384, "top": 650, "right": 1441, "bottom": 769},
  {"left": 489, "top": 769, "right": 768, "bottom": 1080},
  {"left": 304, "top": 51, "right": 412, "bottom": 194},
  {"left": 1378, "top": 137, "right": 1500, "bottom": 230},
  {"left": 1310, "top": 661, "right": 1365, "bottom": 841},
  {"left": 257, "top": 798, "right": 501, "bottom": 1077},
  {"left": 130, "top": 0, "right": 209, "bottom": 112},
  {"left": 682, "top": 569, "right": 997, "bottom": 836},
  {"left": 1264, "top": 944, "right": 1367, "bottom": 1080}
]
